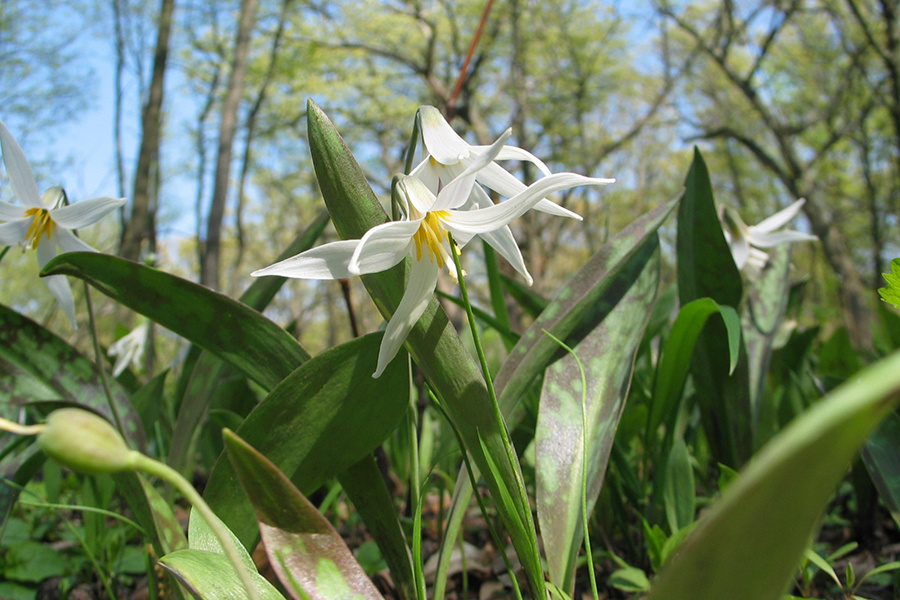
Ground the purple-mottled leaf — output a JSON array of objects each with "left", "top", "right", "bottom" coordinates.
[{"left": 223, "top": 429, "right": 384, "bottom": 600}]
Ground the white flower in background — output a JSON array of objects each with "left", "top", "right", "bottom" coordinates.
[
  {"left": 0, "top": 119, "right": 126, "bottom": 326},
  {"left": 412, "top": 105, "right": 584, "bottom": 220},
  {"left": 253, "top": 130, "right": 613, "bottom": 377},
  {"left": 108, "top": 319, "right": 151, "bottom": 377},
  {"left": 721, "top": 199, "right": 817, "bottom": 274}
]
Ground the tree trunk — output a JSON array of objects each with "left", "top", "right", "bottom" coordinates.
[
  {"left": 119, "top": 0, "right": 174, "bottom": 262},
  {"left": 200, "top": 0, "right": 259, "bottom": 289}
]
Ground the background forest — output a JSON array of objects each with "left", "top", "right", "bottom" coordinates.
[{"left": 2, "top": 0, "right": 900, "bottom": 599}]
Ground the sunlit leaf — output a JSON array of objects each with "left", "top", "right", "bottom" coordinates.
[
  {"left": 537, "top": 245, "right": 660, "bottom": 591},
  {"left": 647, "top": 350, "right": 900, "bottom": 600},
  {"left": 878, "top": 258, "right": 900, "bottom": 310}
]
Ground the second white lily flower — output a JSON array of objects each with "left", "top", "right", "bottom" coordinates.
[{"left": 253, "top": 130, "right": 613, "bottom": 377}]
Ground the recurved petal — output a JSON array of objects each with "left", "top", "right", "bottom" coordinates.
[
  {"left": 350, "top": 219, "right": 419, "bottom": 275},
  {"left": 747, "top": 229, "right": 818, "bottom": 248},
  {"left": 0, "top": 118, "right": 42, "bottom": 208},
  {"left": 398, "top": 175, "right": 438, "bottom": 216},
  {"left": 54, "top": 227, "right": 99, "bottom": 254},
  {"left": 447, "top": 172, "right": 611, "bottom": 234},
  {"left": 51, "top": 196, "right": 127, "bottom": 230},
  {"left": 477, "top": 225, "right": 533, "bottom": 285},
  {"left": 251, "top": 240, "right": 361, "bottom": 279},
  {"left": 430, "top": 129, "right": 512, "bottom": 212},
  {"left": 752, "top": 199, "right": 806, "bottom": 233},
  {"left": 372, "top": 256, "right": 438, "bottom": 378},
  {"left": 418, "top": 106, "right": 471, "bottom": 165},
  {"left": 0, "top": 218, "right": 30, "bottom": 245}
]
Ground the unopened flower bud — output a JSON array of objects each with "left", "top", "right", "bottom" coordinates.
[{"left": 38, "top": 408, "right": 134, "bottom": 474}]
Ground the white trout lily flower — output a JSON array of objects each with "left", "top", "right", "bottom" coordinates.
[
  {"left": 721, "top": 198, "right": 817, "bottom": 273},
  {"left": 108, "top": 318, "right": 151, "bottom": 377},
  {"left": 253, "top": 130, "right": 613, "bottom": 377},
  {"left": 412, "top": 106, "right": 583, "bottom": 220},
  {"left": 0, "top": 119, "right": 126, "bottom": 326}
]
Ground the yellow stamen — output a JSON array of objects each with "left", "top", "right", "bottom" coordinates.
[
  {"left": 413, "top": 210, "right": 451, "bottom": 268},
  {"left": 24, "top": 208, "right": 54, "bottom": 250}
]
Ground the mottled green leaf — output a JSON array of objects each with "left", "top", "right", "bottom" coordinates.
[
  {"left": 743, "top": 244, "right": 792, "bottom": 438},
  {"left": 203, "top": 333, "right": 408, "bottom": 547},
  {"left": 223, "top": 429, "right": 384, "bottom": 600},
  {"left": 536, "top": 246, "right": 660, "bottom": 591},
  {"left": 40, "top": 252, "right": 308, "bottom": 390},
  {"left": 434, "top": 196, "right": 677, "bottom": 593},
  {"left": 0, "top": 302, "right": 142, "bottom": 443},
  {"left": 647, "top": 350, "right": 900, "bottom": 600},
  {"left": 878, "top": 258, "right": 900, "bottom": 310},
  {"left": 159, "top": 549, "right": 284, "bottom": 600}
]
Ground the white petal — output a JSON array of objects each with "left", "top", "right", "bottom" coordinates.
[
  {"left": 0, "top": 118, "right": 42, "bottom": 208},
  {"left": 0, "top": 199, "right": 25, "bottom": 220},
  {"left": 533, "top": 198, "right": 583, "bottom": 220},
  {"left": 729, "top": 236, "right": 750, "bottom": 270},
  {"left": 447, "top": 173, "right": 613, "bottom": 234},
  {"left": 397, "top": 175, "right": 437, "bottom": 216},
  {"left": 752, "top": 199, "right": 806, "bottom": 233},
  {"left": 491, "top": 146, "right": 554, "bottom": 177},
  {"left": 44, "top": 274, "right": 77, "bottom": 327},
  {"left": 51, "top": 196, "right": 127, "bottom": 230},
  {"left": 418, "top": 106, "right": 471, "bottom": 165},
  {"left": 0, "top": 218, "right": 30, "bottom": 245},
  {"left": 373, "top": 257, "right": 438, "bottom": 378},
  {"left": 431, "top": 129, "right": 512, "bottom": 212},
  {"left": 478, "top": 225, "right": 533, "bottom": 285},
  {"left": 747, "top": 229, "right": 818, "bottom": 248},
  {"left": 251, "top": 240, "right": 360, "bottom": 279},
  {"left": 349, "top": 220, "right": 419, "bottom": 275},
  {"left": 54, "top": 227, "right": 99, "bottom": 254}
]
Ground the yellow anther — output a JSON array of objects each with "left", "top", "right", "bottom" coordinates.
[
  {"left": 24, "top": 208, "right": 54, "bottom": 250},
  {"left": 413, "top": 211, "right": 450, "bottom": 268}
]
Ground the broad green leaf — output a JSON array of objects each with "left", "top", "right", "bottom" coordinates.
[
  {"left": 645, "top": 297, "right": 742, "bottom": 460},
  {"left": 188, "top": 507, "right": 256, "bottom": 572},
  {"left": 743, "top": 245, "right": 792, "bottom": 434},
  {"left": 646, "top": 349, "right": 900, "bottom": 600},
  {"left": 203, "top": 333, "right": 408, "bottom": 547},
  {"left": 307, "top": 99, "right": 544, "bottom": 596},
  {"left": 223, "top": 429, "right": 384, "bottom": 600},
  {"left": 663, "top": 438, "right": 695, "bottom": 534},
  {"left": 159, "top": 549, "right": 284, "bottom": 600},
  {"left": 536, "top": 245, "right": 660, "bottom": 592},
  {"left": 113, "top": 472, "right": 188, "bottom": 557},
  {"left": 878, "top": 258, "right": 900, "bottom": 310},
  {"left": 610, "top": 566, "right": 651, "bottom": 593},
  {"left": 676, "top": 147, "right": 742, "bottom": 308},
  {"left": 40, "top": 252, "right": 308, "bottom": 390},
  {"left": 675, "top": 148, "right": 750, "bottom": 467},
  {"left": 860, "top": 411, "right": 900, "bottom": 526}
]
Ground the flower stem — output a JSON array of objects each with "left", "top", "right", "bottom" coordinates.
[
  {"left": 129, "top": 452, "right": 263, "bottom": 600},
  {"left": 83, "top": 282, "right": 125, "bottom": 435}
]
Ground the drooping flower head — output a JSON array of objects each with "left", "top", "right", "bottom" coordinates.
[
  {"left": 0, "top": 118, "right": 126, "bottom": 326},
  {"left": 720, "top": 198, "right": 817, "bottom": 274},
  {"left": 253, "top": 129, "right": 613, "bottom": 377}
]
